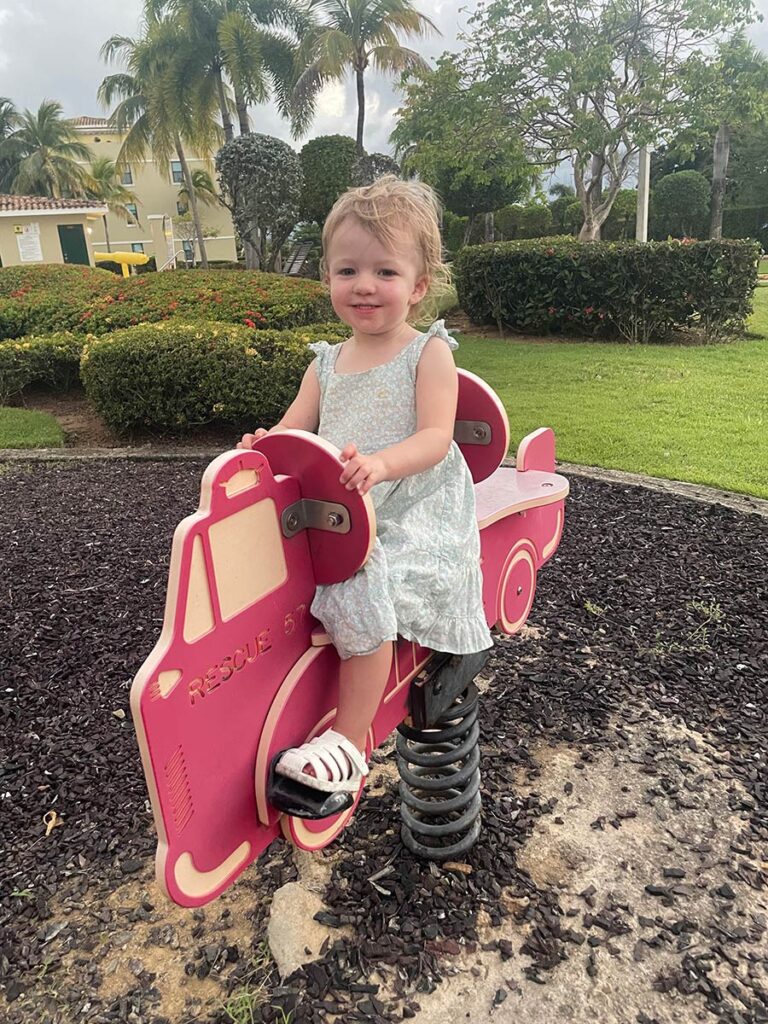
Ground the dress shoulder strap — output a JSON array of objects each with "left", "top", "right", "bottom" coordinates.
[
  {"left": 406, "top": 319, "right": 459, "bottom": 378},
  {"left": 307, "top": 340, "right": 338, "bottom": 394}
]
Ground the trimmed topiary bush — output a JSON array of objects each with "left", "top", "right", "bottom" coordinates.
[
  {"left": 80, "top": 320, "right": 349, "bottom": 434},
  {"left": 454, "top": 238, "right": 760, "bottom": 343},
  {"left": 0, "top": 331, "right": 87, "bottom": 402}
]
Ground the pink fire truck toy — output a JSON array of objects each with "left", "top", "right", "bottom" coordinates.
[{"left": 131, "top": 370, "right": 569, "bottom": 907}]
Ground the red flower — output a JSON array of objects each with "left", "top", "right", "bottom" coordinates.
[
  {"left": 545, "top": 247, "right": 554, "bottom": 255},
  {"left": 584, "top": 306, "right": 594, "bottom": 315},
  {"left": 244, "top": 318, "right": 256, "bottom": 328},
  {"left": 548, "top": 306, "right": 556, "bottom": 315}
]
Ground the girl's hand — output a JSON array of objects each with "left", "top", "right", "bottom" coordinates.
[
  {"left": 339, "top": 444, "right": 387, "bottom": 495},
  {"left": 237, "top": 428, "right": 269, "bottom": 449}
]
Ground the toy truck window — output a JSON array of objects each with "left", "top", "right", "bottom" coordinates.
[{"left": 208, "top": 499, "right": 288, "bottom": 621}]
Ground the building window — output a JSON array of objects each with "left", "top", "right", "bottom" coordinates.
[
  {"left": 170, "top": 160, "right": 184, "bottom": 184},
  {"left": 121, "top": 166, "right": 133, "bottom": 185},
  {"left": 176, "top": 201, "right": 188, "bottom": 216},
  {"left": 125, "top": 202, "right": 138, "bottom": 225},
  {"left": 131, "top": 243, "right": 145, "bottom": 254}
]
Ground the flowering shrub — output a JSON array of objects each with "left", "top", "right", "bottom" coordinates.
[
  {"left": 454, "top": 238, "right": 760, "bottom": 343},
  {"left": 81, "top": 320, "right": 349, "bottom": 434},
  {"left": 0, "top": 331, "right": 87, "bottom": 403},
  {"left": 0, "top": 265, "right": 334, "bottom": 340},
  {"left": 0, "top": 265, "right": 114, "bottom": 340}
]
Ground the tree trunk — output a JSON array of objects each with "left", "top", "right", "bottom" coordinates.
[
  {"left": 462, "top": 214, "right": 476, "bottom": 246},
  {"left": 244, "top": 237, "right": 258, "bottom": 269},
  {"left": 104, "top": 215, "right": 111, "bottom": 253},
  {"left": 216, "top": 68, "right": 234, "bottom": 144},
  {"left": 355, "top": 65, "right": 366, "bottom": 153},
  {"left": 710, "top": 122, "right": 730, "bottom": 240},
  {"left": 484, "top": 212, "right": 494, "bottom": 242},
  {"left": 175, "top": 138, "right": 209, "bottom": 269},
  {"left": 235, "top": 89, "right": 250, "bottom": 135}
]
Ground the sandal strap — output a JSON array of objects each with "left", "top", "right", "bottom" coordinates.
[
  {"left": 313, "top": 730, "right": 369, "bottom": 778},
  {"left": 279, "top": 728, "right": 369, "bottom": 784}
]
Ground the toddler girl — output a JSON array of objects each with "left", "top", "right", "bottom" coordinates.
[{"left": 239, "top": 176, "right": 492, "bottom": 800}]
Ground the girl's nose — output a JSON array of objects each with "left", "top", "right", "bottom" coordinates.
[{"left": 353, "top": 274, "right": 376, "bottom": 294}]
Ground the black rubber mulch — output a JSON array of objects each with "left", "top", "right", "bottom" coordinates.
[{"left": 1, "top": 460, "right": 766, "bottom": 1023}]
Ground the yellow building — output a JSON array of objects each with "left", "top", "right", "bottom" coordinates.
[
  {"left": 73, "top": 116, "right": 238, "bottom": 265},
  {"left": 0, "top": 194, "right": 108, "bottom": 268}
]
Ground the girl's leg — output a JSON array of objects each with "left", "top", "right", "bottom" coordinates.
[
  {"left": 333, "top": 641, "right": 394, "bottom": 752},
  {"left": 274, "top": 642, "right": 393, "bottom": 790}
]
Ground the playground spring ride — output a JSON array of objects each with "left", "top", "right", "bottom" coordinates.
[{"left": 130, "top": 370, "right": 569, "bottom": 907}]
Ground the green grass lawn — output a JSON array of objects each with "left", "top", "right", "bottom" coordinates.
[
  {"left": 0, "top": 407, "right": 63, "bottom": 449},
  {"left": 457, "top": 288, "right": 768, "bottom": 498}
]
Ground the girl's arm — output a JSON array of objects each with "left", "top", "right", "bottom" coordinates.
[
  {"left": 239, "top": 361, "right": 321, "bottom": 448},
  {"left": 339, "top": 337, "right": 457, "bottom": 492}
]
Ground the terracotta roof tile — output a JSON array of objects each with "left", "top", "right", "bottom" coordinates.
[
  {"left": 0, "top": 194, "right": 108, "bottom": 213},
  {"left": 72, "top": 116, "right": 113, "bottom": 129}
]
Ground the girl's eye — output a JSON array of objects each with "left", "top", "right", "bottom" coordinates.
[{"left": 379, "top": 269, "right": 397, "bottom": 277}]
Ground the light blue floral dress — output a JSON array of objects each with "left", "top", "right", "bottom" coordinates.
[{"left": 308, "top": 320, "right": 492, "bottom": 660}]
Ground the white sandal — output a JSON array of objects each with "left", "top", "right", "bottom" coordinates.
[{"left": 274, "top": 729, "right": 369, "bottom": 793}]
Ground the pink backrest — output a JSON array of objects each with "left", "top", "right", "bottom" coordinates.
[{"left": 454, "top": 370, "right": 510, "bottom": 483}]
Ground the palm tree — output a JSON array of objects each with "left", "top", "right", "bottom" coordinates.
[
  {"left": 295, "top": 0, "right": 438, "bottom": 152},
  {"left": 0, "top": 97, "right": 19, "bottom": 191},
  {"left": 2, "top": 100, "right": 92, "bottom": 197},
  {"left": 99, "top": 20, "right": 222, "bottom": 268},
  {"left": 177, "top": 168, "right": 220, "bottom": 211},
  {"left": 148, "top": 0, "right": 312, "bottom": 141},
  {"left": 84, "top": 156, "right": 140, "bottom": 253}
]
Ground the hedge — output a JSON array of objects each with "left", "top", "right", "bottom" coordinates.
[
  {"left": 0, "top": 265, "right": 334, "bottom": 339},
  {"left": 80, "top": 320, "right": 349, "bottom": 433},
  {"left": 0, "top": 331, "right": 87, "bottom": 403},
  {"left": 454, "top": 238, "right": 760, "bottom": 343}
]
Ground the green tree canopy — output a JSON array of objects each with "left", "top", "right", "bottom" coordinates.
[
  {"left": 299, "top": 134, "right": 357, "bottom": 224},
  {"left": 602, "top": 189, "right": 638, "bottom": 241},
  {"left": 0, "top": 97, "right": 19, "bottom": 191},
  {"left": 652, "top": 170, "right": 711, "bottom": 238},
  {"left": 147, "top": 0, "right": 312, "bottom": 140},
  {"left": 351, "top": 151, "right": 400, "bottom": 186},
  {"left": 462, "top": 0, "right": 758, "bottom": 240},
  {"left": 392, "top": 55, "right": 534, "bottom": 235},
  {"left": 216, "top": 132, "right": 302, "bottom": 270},
  {"left": 494, "top": 202, "right": 553, "bottom": 240},
  {"left": 683, "top": 32, "right": 768, "bottom": 237},
  {"left": 1, "top": 100, "right": 91, "bottom": 197}
]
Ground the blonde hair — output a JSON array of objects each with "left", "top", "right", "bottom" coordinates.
[{"left": 321, "top": 175, "right": 451, "bottom": 324}]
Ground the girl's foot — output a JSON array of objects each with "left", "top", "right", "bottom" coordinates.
[{"left": 274, "top": 729, "right": 369, "bottom": 793}]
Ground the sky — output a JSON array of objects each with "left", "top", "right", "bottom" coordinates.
[
  {"left": 1, "top": 0, "right": 768, "bottom": 159},
  {"left": 0, "top": 0, "right": 471, "bottom": 155}
]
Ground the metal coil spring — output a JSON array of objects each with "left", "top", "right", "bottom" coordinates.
[{"left": 396, "top": 684, "right": 481, "bottom": 861}]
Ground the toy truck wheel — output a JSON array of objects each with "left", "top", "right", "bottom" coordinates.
[{"left": 496, "top": 539, "right": 537, "bottom": 634}]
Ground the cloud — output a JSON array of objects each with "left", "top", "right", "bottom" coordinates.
[{"left": 2, "top": 0, "right": 768, "bottom": 157}]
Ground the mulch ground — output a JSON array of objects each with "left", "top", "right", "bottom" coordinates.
[{"left": 1, "top": 460, "right": 766, "bottom": 1023}]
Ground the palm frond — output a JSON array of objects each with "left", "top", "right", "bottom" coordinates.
[
  {"left": 218, "top": 12, "right": 270, "bottom": 105},
  {"left": 369, "top": 43, "right": 429, "bottom": 75}
]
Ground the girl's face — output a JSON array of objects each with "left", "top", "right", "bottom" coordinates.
[{"left": 325, "top": 218, "right": 428, "bottom": 335}]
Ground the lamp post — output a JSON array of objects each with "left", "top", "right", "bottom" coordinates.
[{"left": 636, "top": 145, "right": 652, "bottom": 242}]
